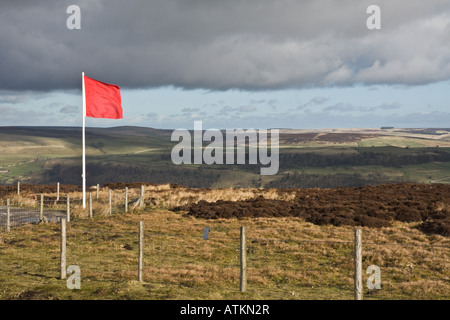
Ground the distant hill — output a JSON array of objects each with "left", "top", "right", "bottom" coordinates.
[{"left": 0, "top": 126, "right": 450, "bottom": 187}]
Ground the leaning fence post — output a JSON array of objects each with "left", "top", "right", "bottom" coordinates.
[
  {"left": 139, "top": 185, "right": 145, "bottom": 209},
  {"left": 240, "top": 226, "right": 247, "bottom": 292},
  {"left": 40, "top": 193, "right": 44, "bottom": 222},
  {"left": 354, "top": 228, "right": 363, "bottom": 300},
  {"left": 89, "top": 192, "right": 93, "bottom": 218},
  {"left": 60, "top": 218, "right": 67, "bottom": 279},
  {"left": 57, "top": 182, "right": 60, "bottom": 201},
  {"left": 6, "top": 198, "right": 11, "bottom": 232},
  {"left": 125, "top": 187, "right": 128, "bottom": 213},
  {"left": 138, "top": 221, "right": 144, "bottom": 282},
  {"left": 66, "top": 195, "right": 70, "bottom": 222}
]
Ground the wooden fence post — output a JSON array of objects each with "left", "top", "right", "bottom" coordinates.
[
  {"left": 96, "top": 184, "right": 99, "bottom": 200},
  {"left": 109, "top": 189, "right": 112, "bottom": 215},
  {"left": 89, "top": 192, "right": 93, "bottom": 218},
  {"left": 354, "top": 228, "right": 363, "bottom": 300},
  {"left": 240, "top": 226, "right": 247, "bottom": 292},
  {"left": 138, "top": 221, "right": 144, "bottom": 282},
  {"left": 17, "top": 181, "right": 20, "bottom": 196},
  {"left": 40, "top": 193, "right": 44, "bottom": 222},
  {"left": 6, "top": 198, "right": 10, "bottom": 232},
  {"left": 57, "top": 182, "right": 60, "bottom": 201},
  {"left": 125, "top": 187, "right": 128, "bottom": 213},
  {"left": 66, "top": 195, "right": 70, "bottom": 223},
  {"left": 60, "top": 218, "right": 67, "bottom": 280}
]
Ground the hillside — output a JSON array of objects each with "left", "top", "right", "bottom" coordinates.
[{"left": 1, "top": 126, "right": 450, "bottom": 188}]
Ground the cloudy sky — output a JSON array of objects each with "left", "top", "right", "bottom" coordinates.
[{"left": 0, "top": 0, "right": 449, "bottom": 129}]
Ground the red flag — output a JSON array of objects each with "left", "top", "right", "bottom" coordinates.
[{"left": 84, "top": 75, "right": 123, "bottom": 119}]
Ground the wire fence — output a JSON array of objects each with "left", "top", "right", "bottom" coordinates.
[
  {"left": 0, "top": 185, "right": 142, "bottom": 231},
  {"left": 360, "top": 228, "right": 450, "bottom": 300},
  {"left": 68, "top": 224, "right": 449, "bottom": 299},
  {"left": 143, "top": 231, "right": 241, "bottom": 296},
  {"left": 0, "top": 219, "right": 448, "bottom": 299},
  {"left": 65, "top": 229, "right": 139, "bottom": 284},
  {"left": 0, "top": 183, "right": 82, "bottom": 198},
  {"left": 0, "top": 184, "right": 449, "bottom": 300},
  {"left": 0, "top": 206, "right": 67, "bottom": 231}
]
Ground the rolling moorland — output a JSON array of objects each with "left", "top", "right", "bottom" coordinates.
[
  {"left": 1, "top": 126, "right": 450, "bottom": 188},
  {"left": 0, "top": 127, "right": 449, "bottom": 300}
]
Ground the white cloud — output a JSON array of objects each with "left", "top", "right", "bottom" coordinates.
[
  {"left": 323, "top": 101, "right": 402, "bottom": 113},
  {"left": 59, "top": 105, "right": 79, "bottom": 114}
]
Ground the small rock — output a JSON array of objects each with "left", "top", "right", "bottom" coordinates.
[
  {"left": 39, "top": 216, "right": 49, "bottom": 224},
  {"left": 122, "top": 244, "right": 133, "bottom": 250}
]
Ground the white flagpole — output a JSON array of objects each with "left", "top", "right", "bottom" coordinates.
[{"left": 82, "top": 72, "right": 86, "bottom": 209}]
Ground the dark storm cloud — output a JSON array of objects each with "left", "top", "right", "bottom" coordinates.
[{"left": 1, "top": 0, "right": 450, "bottom": 91}]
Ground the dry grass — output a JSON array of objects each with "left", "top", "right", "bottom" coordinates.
[
  {"left": 0, "top": 187, "right": 448, "bottom": 300},
  {"left": 135, "top": 185, "right": 297, "bottom": 208}
]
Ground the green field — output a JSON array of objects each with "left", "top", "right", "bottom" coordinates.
[{"left": 1, "top": 126, "right": 450, "bottom": 188}]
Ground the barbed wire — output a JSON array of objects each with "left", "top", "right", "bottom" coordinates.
[
  {"left": 3, "top": 219, "right": 450, "bottom": 249},
  {"left": 1, "top": 198, "right": 449, "bottom": 249},
  {"left": 362, "top": 241, "right": 450, "bottom": 249},
  {"left": 66, "top": 229, "right": 137, "bottom": 236}
]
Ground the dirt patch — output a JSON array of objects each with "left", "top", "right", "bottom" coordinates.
[
  {"left": 418, "top": 210, "right": 450, "bottom": 237},
  {"left": 15, "top": 290, "right": 57, "bottom": 300},
  {"left": 178, "top": 198, "right": 295, "bottom": 219},
  {"left": 173, "top": 183, "right": 450, "bottom": 236}
]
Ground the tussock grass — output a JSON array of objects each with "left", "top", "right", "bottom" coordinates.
[{"left": 138, "top": 185, "right": 297, "bottom": 209}]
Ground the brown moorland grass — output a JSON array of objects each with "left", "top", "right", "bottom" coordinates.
[{"left": 0, "top": 202, "right": 448, "bottom": 300}]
